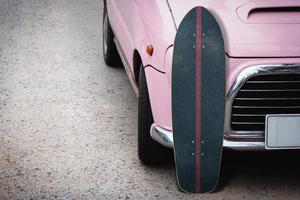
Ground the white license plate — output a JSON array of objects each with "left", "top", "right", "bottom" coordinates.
[{"left": 266, "top": 114, "right": 300, "bottom": 149}]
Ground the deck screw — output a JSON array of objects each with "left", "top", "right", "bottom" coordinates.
[
  {"left": 202, "top": 33, "right": 205, "bottom": 37},
  {"left": 202, "top": 45, "right": 205, "bottom": 49},
  {"left": 201, "top": 153, "right": 204, "bottom": 156},
  {"left": 192, "top": 140, "right": 194, "bottom": 144},
  {"left": 192, "top": 153, "right": 195, "bottom": 156},
  {"left": 201, "top": 141, "right": 204, "bottom": 144},
  {"left": 193, "top": 45, "right": 196, "bottom": 48},
  {"left": 193, "top": 33, "right": 196, "bottom": 37}
]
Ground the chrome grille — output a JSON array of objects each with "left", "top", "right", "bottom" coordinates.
[{"left": 231, "top": 73, "right": 300, "bottom": 136}]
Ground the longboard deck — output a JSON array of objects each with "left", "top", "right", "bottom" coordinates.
[{"left": 172, "top": 6, "right": 225, "bottom": 193}]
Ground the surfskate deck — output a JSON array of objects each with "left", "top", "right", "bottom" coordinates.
[{"left": 172, "top": 6, "right": 225, "bottom": 194}]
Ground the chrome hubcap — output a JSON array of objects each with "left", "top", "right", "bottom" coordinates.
[{"left": 103, "top": 12, "right": 108, "bottom": 55}]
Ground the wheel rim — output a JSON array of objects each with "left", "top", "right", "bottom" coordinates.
[{"left": 103, "top": 12, "right": 108, "bottom": 56}]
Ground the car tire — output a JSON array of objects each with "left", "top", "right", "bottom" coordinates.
[
  {"left": 138, "top": 64, "right": 172, "bottom": 165},
  {"left": 102, "top": 2, "right": 122, "bottom": 67}
]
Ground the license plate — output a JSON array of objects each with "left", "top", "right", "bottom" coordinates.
[{"left": 265, "top": 114, "right": 300, "bottom": 149}]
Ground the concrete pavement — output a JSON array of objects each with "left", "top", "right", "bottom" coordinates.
[{"left": 1, "top": 0, "right": 300, "bottom": 199}]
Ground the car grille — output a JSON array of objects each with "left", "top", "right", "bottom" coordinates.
[{"left": 231, "top": 73, "right": 300, "bottom": 137}]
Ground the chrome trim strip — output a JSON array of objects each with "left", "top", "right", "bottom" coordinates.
[
  {"left": 224, "top": 63, "right": 300, "bottom": 139},
  {"left": 223, "top": 140, "right": 265, "bottom": 151},
  {"left": 150, "top": 124, "right": 265, "bottom": 150}
]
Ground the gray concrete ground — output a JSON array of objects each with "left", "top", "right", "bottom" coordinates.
[{"left": 1, "top": 0, "right": 300, "bottom": 199}]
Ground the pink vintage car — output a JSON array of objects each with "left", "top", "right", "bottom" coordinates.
[{"left": 103, "top": 0, "right": 300, "bottom": 165}]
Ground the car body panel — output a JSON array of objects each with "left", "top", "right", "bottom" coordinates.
[
  {"left": 168, "top": 0, "right": 300, "bottom": 57},
  {"left": 106, "top": 0, "right": 300, "bottom": 147},
  {"left": 107, "top": 0, "right": 175, "bottom": 129},
  {"left": 107, "top": 0, "right": 175, "bottom": 73}
]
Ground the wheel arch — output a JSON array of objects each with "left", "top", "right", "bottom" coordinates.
[{"left": 133, "top": 49, "right": 143, "bottom": 86}]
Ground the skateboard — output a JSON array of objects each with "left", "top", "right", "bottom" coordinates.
[{"left": 172, "top": 6, "right": 225, "bottom": 193}]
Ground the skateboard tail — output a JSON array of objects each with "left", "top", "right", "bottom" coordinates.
[{"left": 172, "top": 6, "right": 225, "bottom": 194}]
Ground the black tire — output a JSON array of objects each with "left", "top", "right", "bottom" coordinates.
[
  {"left": 138, "top": 64, "right": 172, "bottom": 165},
  {"left": 102, "top": 2, "right": 122, "bottom": 67}
]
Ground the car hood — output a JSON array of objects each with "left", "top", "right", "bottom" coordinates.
[{"left": 168, "top": 0, "right": 300, "bottom": 58}]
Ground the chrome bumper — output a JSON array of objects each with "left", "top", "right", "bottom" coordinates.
[
  {"left": 150, "top": 125, "right": 174, "bottom": 148},
  {"left": 150, "top": 124, "right": 265, "bottom": 150}
]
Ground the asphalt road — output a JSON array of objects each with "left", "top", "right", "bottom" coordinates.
[{"left": 1, "top": 0, "right": 300, "bottom": 199}]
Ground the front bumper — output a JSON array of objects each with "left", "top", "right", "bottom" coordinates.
[
  {"left": 150, "top": 124, "right": 265, "bottom": 151},
  {"left": 152, "top": 63, "right": 300, "bottom": 151}
]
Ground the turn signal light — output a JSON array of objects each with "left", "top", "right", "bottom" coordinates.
[{"left": 146, "top": 45, "right": 154, "bottom": 56}]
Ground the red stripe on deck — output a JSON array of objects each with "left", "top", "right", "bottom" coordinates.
[{"left": 195, "top": 7, "right": 202, "bottom": 193}]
